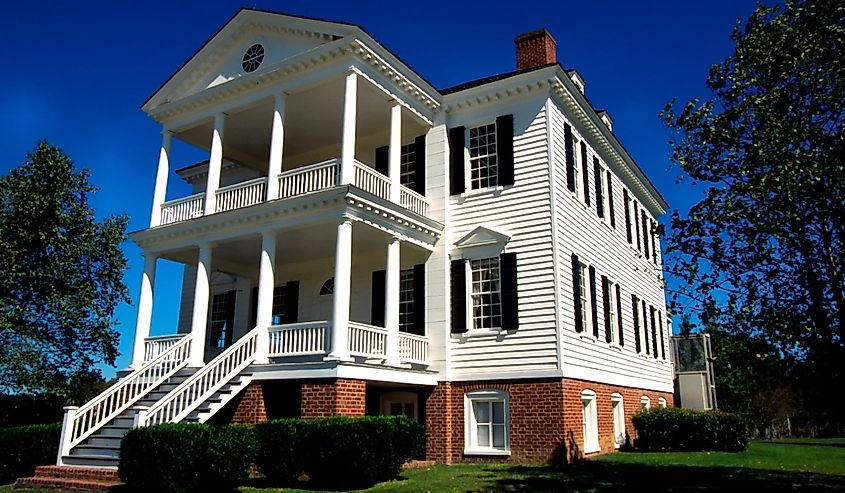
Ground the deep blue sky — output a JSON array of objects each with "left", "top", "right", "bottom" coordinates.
[{"left": 0, "top": 0, "right": 760, "bottom": 375}]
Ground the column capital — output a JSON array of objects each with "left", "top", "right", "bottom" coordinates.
[{"left": 338, "top": 213, "right": 355, "bottom": 225}]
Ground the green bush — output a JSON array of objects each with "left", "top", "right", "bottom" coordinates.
[
  {"left": 118, "top": 423, "right": 257, "bottom": 493},
  {"left": 254, "top": 419, "right": 305, "bottom": 484},
  {"left": 632, "top": 407, "right": 749, "bottom": 452},
  {"left": 0, "top": 423, "right": 61, "bottom": 484}
]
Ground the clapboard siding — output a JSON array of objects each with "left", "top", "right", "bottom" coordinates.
[
  {"left": 548, "top": 99, "right": 672, "bottom": 392},
  {"left": 446, "top": 95, "right": 559, "bottom": 378}
]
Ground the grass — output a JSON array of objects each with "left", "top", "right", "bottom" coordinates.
[{"left": 3, "top": 439, "right": 843, "bottom": 492}]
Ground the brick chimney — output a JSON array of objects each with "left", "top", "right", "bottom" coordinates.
[{"left": 515, "top": 29, "right": 557, "bottom": 71}]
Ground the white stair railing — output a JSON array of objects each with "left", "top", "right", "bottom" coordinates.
[
  {"left": 278, "top": 160, "right": 338, "bottom": 199},
  {"left": 215, "top": 177, "right": 268, "bottom": 213},
  {"left": 268, "top": 321, "right": 328, "bottom": 356},
  {"left": 353, "top": 161, "right": 391, "bottom": 200},
  {"left": 143, "top": 334, "right": 187, "bottom": 363},
  {"left": 348, "top": 322, "right": 388, "bottom": 359},
  {"left": 141, "top": 327, "right": 260, "bottom": 426},
  {"left": 60, "top": 335, "right": 193, "bottom": 454}
]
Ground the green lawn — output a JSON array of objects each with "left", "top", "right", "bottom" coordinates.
[{"left": 4, "top": 439, "right": 844, "bottom": 492}]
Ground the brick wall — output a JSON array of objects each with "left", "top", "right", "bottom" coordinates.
[
  {"left": 300, "top": 378, "right": 366, "bottom": 419},
  {"left": 231, "top": 382, "right": 267, "bottom": 424},
  {"left": 426, "top": 378, "right": 673, "bottom": 464}
]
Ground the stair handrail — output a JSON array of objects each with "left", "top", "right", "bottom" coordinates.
[
  {"left": 63, "top": 334, "right": 193, "bottom": 451},
  {"left": 141, "top": 327, "right": 260, "bottom": 426}
]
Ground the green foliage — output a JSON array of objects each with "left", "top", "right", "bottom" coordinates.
[
  {"left": 118, "top": 423, "right": 257, "bottom": 493},
  {"left": 632, "top": 407, "right": 749, "bottom": 452},
  {"left": 661, "top": 0, "right": 844, "bottom": 419},
  {"left": 0, "top": 423, "right": 61, "bottom": 484},
  {"left": 0, "top": 141, "right": 130, "bottom": 396},
  {"left": 253, "top": 419, "right": 305, "bottom": 484}
]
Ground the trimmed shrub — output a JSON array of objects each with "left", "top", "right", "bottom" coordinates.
[
  {"left": 118, "top": 423, "right": 257, "bottom": 493},
  {"left": 632, "top": 407, "right": 749, "bottom": 452},
  {"left": 0, "top": 422, "right": 61, "bottom": 484},
  {"left": 254, "top": 419, "right": 305, "bottom": 484}
]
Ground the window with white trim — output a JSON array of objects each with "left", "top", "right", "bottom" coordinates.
[
  {"left": 578, "top": 262, "right": 591, "bottom": 335},
  {"left": 658, "top": 397, "right": 667, "bottom": 408},
  {"left": 607, "top": 280, "right": 618, "bottom": 344},
  {"left": 611, "top": 393, "right": 625, "bottom": 449},
  {"left": 400, "top": 143, "right": 416, "bottom": 188},
  {"left": 465, "top": 390, "right": 509, "bottom": 454},
  {"left": 641, "top": 396, "right": 651, "bottom": 410},
  {"left": 572, "top": 139, "right": 581, "bottom": 199},
  {"left": 581, "top": 389, "right": 600, "bottom": 454},
  {"left": 468, "top": 123, "right": 497, "bottom": 190},
  {"left": 470, "top": 257, "right": 502, "bottom": 330},
  {"left": 399, "top": 269, "right": 414, "bottom": 332}
]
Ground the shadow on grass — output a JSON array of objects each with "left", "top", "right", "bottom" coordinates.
[
  {"left": 479, "top": 461, "right": 845, "bottom": 493},
  {"left": 766, "top": 441, "right": 845, "bottom": 448}
]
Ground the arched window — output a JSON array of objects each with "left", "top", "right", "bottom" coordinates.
[
  {"left": 658, "top": 396, "right": 667, "bottom": 408},
  {"left": 581, "top": 389, "right": 600, "bottom": 454},
  {"left": 319, "top": 277, "right": 334, "bottom": 295},
  {"left": 611, "top": 393, "right": 625, "bottom": 448},
  {"left": 640, "top": 395, "right": 651, "bottom": 410}
]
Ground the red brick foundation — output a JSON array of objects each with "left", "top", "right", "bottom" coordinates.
[
  {"left": 426, "top": 377, "right": 673, "bottom": 464},
  {"left": 300, "top": 378, "right": 366, "bottom": 418},
  {"left": 231, "top": 382, "right": 268, "bottom": 424}
]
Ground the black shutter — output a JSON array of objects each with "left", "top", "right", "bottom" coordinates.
[
  {"left": 224, "top": 290, "right": 236, "bottom": 347},
  {"left": 616, "top": 284, "right": 624, "bottom": 346},
  {"left": 594, "top": 157, "right": 604, "bottom": 218},
  {"left": 623, "top": 189, "right": 632, "bottom": 243},
  {"left": 375, "top": 146, "right": 389, "bottom": 176},
  {"left": 572, "top": 253, "right": 583, "bottom": 333},
  {"left": 371, "top": 270, "right": 386, "bottom": 327},
  {"left": 650, "top": 306, "right": 658, "bottom": 358},
  {"left": 564, "top": 124, "right": 575, "bottom": 192},
  {"left": 249, "top": 286, "right": 258, "bottom": 328},
  {"left": 658, "top": 312, "right": 666, "bottom": 360},
  {"left": 642, "top": 299, "right": 649, "bottom": 354},
  {"left": 632, "top": 294, "right": 641, "bottom": 353},
  {"left": 449, "top": 126, "right": 465, "bottom": 195},
  {"left": 497, "top": 114, "right": 515, "bottom": 186},
  {"left": 607, "top": 170, "right": 616, "bottom": 227},
  {"left": 581, "top": 141, "right": 590, "bottom": 205},
  {"left": 413, "top": 135, "right": 426, "bottom": 195},
  {"left": 651, "top": 220, "right": 658, "bottom": 265},
  {"left": 450, "top": 259, "right": 467, "bottom": 333},
  {"left": 642, "top": 210, "right": 650, "bottom": 259},
  {"left": 589, "top": 265, "right": 599, "bottom": 337},
  {"left": 602, "top": 276, "right": 612, "bottom": 342},
  {"left": 500, "top": 252, "right": 518, "bottom": 331},
  {"left": 284, "top": 281, "right": 299, "bottom": 324},
  {"left": 412, "top": 264, "right": 426, "bottom": 336}
]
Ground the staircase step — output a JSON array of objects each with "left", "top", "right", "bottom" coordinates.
[
  {"left": 34, "top": 465, "right": 119, "bottom": 482},
  {"left": 62, "top": 454, "right": 120, "bottom": 468},
  {"left": 16, "top": 476, "right": 121, "bottom": 491},
  {"left": 72, "top": 445, "right": 120, "bottom": 458},
  {"left": 86, "top": 436, "right": 122, "bottom": 448}
]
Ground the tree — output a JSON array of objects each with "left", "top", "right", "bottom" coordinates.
[
  {"left": 0, "top": 141, "right": 130, "bottom": 396},
  {"left": 661, "top": 0, "right": 843, "bottom": 419}
]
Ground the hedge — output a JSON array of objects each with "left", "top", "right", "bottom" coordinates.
[
  {"left": 118, "top": 423, "right": 257, "bottom": 493},
  {"left": 632, "top": 407, "right": 749, "bottom": 452},
  {"left": 0, "top": 423, "right": 61, "bottom": 484},
  {"left": 253, "top": 419, "right": 305, "bottom": 484}
]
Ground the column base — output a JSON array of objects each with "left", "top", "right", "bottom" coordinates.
[{"left": 324, "top": 353, "right": 353, "bottom": 363}]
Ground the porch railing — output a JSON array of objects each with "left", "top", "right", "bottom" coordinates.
[
  {"left": 268, "top": 321, "right": 329, "bottom": 356},
  {"left": 278, "top": 160, "right": 338, "bottom": 199},
  {"left": 348, "top": 322, "right": 388, "bottom": 359},
  {"left": 215, "top": 177, "right": 267, "bottom": 213},
  {"left": 160, "top": 193, "right": 204, "bottom": 225},
  {"left": 60, "top": 335, "right": 192, "bottom": 455},
  {"left": 353, "top": 161, "right": 391, "bottom": 201},
  {"left": 143, "top": 334, "right": 187, "bottom": 363},
  {"left": 399, "top": 186, "right": 429, "bottom": 217},
  {"left": 398, "top": 332, "right": 429, "bottom": 365}
]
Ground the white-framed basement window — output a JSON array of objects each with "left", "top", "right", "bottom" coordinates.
[
  {"left": 658, "top": 397, "right": 668, "bottom": 408},
  {"left": 641, "top": 395, "right": 651, "bottom": 410},
  {"left": 581, "top": 389, "right": 600, "bottom": 454},
  {"left": 464, "top": 390, "right": 510, "bottom": 455},
  {"left": 468, "top": 123, "right": 498, "bottom": 190},
  {"left": 611, "top": 393, "right": 625, "bottom": 449}
]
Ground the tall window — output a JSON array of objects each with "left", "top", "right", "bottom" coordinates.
[
  {"left": 465, "top": 390, "right": 509, "bottom": 454},
  {"left": 468, "top": 123, "right": 498, "bottom": 190},
  {"left": 579, "top": 262, "right": 590, "bottom": 334},
  {"left": 581, "top": 390, "right": 600, "bottom": 453},
  {"left": 606, "top": 279, "right": 617, "bottom": 344},
  {"left": 209, "top": 291, "right": 235, "bottom": 349},
  {"left": 400, "top": 143, "right": 416, "bottom": 188},
  {"left": 471, "top": 258, "right": 502, "bottom": 329},
  {"left": 611, "top": 393, "right": 625, "bottom": 449},
  {"left": 572, "top": 139, "right": 580, "bottom": 198},
  {"left": 399, "top": 269, "right": 415, "bottom": 332}
]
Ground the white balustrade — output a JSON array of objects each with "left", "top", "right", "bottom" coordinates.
[
  {"left": 399, "top": 186, "right": 430, "bottom": 217},
  {"left": 143, "top": 334, "right": 186, "bottom": 363},
  {"left": 398, "top": 332, "right": 430, "bottom": 365},
  {"left": 60, "top": 335, "right": 192, "bottom": 454},
  {"left": 142, "top": 327, "right": 259, "bottom": 426},
  {"left": 215, "top": 177, "right": 268, "bottom": 213},
  {"left": 268, "top": 321, "right": 328, "bottom": 356},
  {"left": 160, "top": 194, "right": 204, "bottom": 225},
  {"left": 348, "top": 322, "right": 388, "bottom": 359},
  {"left": 353, "top": 161, "right": 391, "bottom": 200},
  {"left": 277, "top": 160, "right": 338, "bottom": 199}
]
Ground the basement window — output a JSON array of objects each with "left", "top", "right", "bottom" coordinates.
[{"left": 464, "top": 390, "right": 510, "bottom": 455}]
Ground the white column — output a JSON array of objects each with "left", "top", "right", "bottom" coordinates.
[
  {"left": 384, "top": 237, "right": 401, "bottom": 366},
  {"left": 388, "top": 102, "right": 402, "bottom": 203},
  {"left": 327, "top": 217, "right": 353, "bottom": 361},
  {"left": 339, "top": 71, "right": 358, "bottom": 185},
  {"left": 265, "top": 94, "right": 286, "bottom": 201},
  {"left": 254, "top": 231, "right": 276, "bottom": 364},
  {"left": 204, "top": 113, "right": 225, "bottom": 215},
  {"left": 149, "top": 131, "right": 172, "bottom": 227},
  {"left": 189, "top": 243, "right": 212, "bottom": 366},
  {"left": 131, "top": 254, "right": 157, "bottom": 369}
]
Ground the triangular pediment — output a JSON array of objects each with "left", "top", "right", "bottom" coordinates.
[
  {"left": 454, "top": 226, "right": 511, "bottom": 249},
  {"left": 142, "top": 9, "right": 358, "bottom": 112}
]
